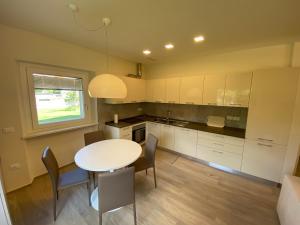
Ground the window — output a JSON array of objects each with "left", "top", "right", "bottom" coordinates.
[
  {"left": 18, "top": 63, "right": 97, "bottom": 138},
  {"left": 33, "top": 74, "right": 85, "bottom": 125}
]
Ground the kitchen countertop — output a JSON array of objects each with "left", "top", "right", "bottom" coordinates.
[{"left": 105, "top": 115, "right": 246, "bottom": 138}]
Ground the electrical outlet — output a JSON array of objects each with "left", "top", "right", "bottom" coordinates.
[
  {"left": 10, "top": 163, "right": 21, "bottom": 170},
  {"left": 2, "top": 127, "right": 15, "bottom": 134}
]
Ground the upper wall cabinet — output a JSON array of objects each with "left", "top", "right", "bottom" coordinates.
[
  {"left": 166, "top": 77, "right": 180, "bottom": 103},
  {"left": 147, "top": 79, "right": 166, "bottom": 103},
  {"left": 203, "top": 74, "right": 226, "bottom": 106},
  {"left": 180, "top": 76, "right": 204, "bottom": 105},
  {"left": 246, "top": 69, "right": 299, "bottom": 146},
  {"left": 224, "top": 73, "right": 252, "bottom": 107},
  {"left": 106, "top": 76, "right": 146, "bottom": 104}
]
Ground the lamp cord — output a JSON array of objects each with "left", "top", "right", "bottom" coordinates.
[
  {"left": 71, "top": 12, "right": 105, "bottom": 31},
  {"left": 105, "top": 26, "right": 110, "bottom": 73}
]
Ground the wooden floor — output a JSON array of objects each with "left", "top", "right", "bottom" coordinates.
[{"left": 7, "top": 150, "right": 280, "bottom": 225}]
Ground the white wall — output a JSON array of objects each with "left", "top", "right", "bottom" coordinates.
[
  {"left": 293, "top": 42, "right": 300, "bottom": 67},
  {"left": 145, "top": 44, "right": 293, "bottom": 78},
  {"left": 0, "top": 24, "right": 137, "bottom": 192}
]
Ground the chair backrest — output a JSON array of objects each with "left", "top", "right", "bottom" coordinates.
[
  {"left": 145, "top": 133, "right": 158, "bottom": 165},
  {"left": 41, "top": 147, "right": 59, "bottom": 191},
  {"left": 84, "top": 130, "right": 105, "bottom": 146},
  {"left": 98, "top": 167, "right": 135, "bottom": 213}
]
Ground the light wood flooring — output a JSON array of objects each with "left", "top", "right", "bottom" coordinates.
[{"left": 7, "top": 150, "right": 280, "bottom": 225}]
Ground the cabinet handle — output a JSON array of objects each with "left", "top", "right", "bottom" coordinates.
[
  {"left": 185, "top": 102, "right": 194, "bottom": 105},
  {"left": 213, "top": 143, "right": 224, "bottom": 146},
  {"left": 168, "top": 101, "right": 175, "bottom": 103},
  {"left": 257, "top": 143, "right": 273, "bottom": 148},
  {"left": 229, "top": 103, "right": 241, "bottom": 106},
  {"left": 257, "top": 138, "right": 273, "bottom": 142},
  {"left": 208, "top": 103, "right": 217, "bottom": 105},
  {"left": 213, "top": 150, "right": 223, "bottom": 154},
  {"left": 155, "top": 101, "right": 162, "bottom": 103}
]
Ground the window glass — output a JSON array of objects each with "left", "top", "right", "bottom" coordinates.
[{"left": 33, "top": 73, "right": 85, "bottom": 125}]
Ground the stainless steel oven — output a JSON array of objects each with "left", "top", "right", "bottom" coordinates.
[{"left": 132, "top": 123, "right": 146, "bottom": 144}]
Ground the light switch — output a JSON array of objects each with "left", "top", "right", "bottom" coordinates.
[{"left": 2, "top": 127, "right": 15, "bottom": 134}]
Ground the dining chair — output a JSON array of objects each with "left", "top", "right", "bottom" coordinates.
[
  {"left": 98, "top": 167, "right": 137, "bottom": 225},
  {"left": 84, "top": 130, "right": 105, "bottom": 187},
  {"left": 41, "top": 146, "right": 91, "bottom": 221},
  {"left": 131, "top": 133, "right": 158, "bottom": 188},
  {"left": 84, "top": 130, "right": 105, "bottom": 146}
]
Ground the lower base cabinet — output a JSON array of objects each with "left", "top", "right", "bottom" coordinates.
[
  {"left": 174, "top": 127, "right": 197, "bottom": 157},
  {"left": 160, "top": 125, "right": 175, "bottom": 149},
  {"left": 196, "top": 145, "right": 243, "bottom": 170},
  {"left": 241, "top": 140, "right": 287, "bottom": 182}
]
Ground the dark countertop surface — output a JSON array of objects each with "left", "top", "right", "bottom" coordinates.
[{"left": 105, "top": 115, "right": 246, "bottom": 138}]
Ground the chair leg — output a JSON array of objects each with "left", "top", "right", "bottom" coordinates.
[
  {"left": 53, "top": 192, "right": 57, "bottom": 221},
  {"left": 93, "top": 172, "right": 96, "bottom": 188},
  {"left": 133, "top": 202, "right": 137, "bottom": 225},
  {"left": 153, "top": 166, "right": 157, "bottom": 188},
  {"left": 99, "top": 212, "right": 102, "bottom": 225},
  {"left": 87, "top": 182, "right": 91, "bottom": 206},
  {"left": 145, "top": 169, "right": 147, "bottom": 175},
  {"left": 57, "top": 191, "right": 59, "bottom": 200}
]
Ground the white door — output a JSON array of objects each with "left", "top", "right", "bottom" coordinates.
[
  {"left": 246, "top": 69, "right": 299, "bottom": 145},
  {"left": 166, "top": 77, "right": 180, "bottom": 104},
  {"left": 180, "top": 76, "right": 204, "bottom": 105},
  {"left": 160, "top": 125, "right": 175, "bottom": 149},
  {"left": 0, "top": 162, "right": 12, "bottom": 225},
  {"left": 174, "top": 127, "right": 197, "bottom": 156},
  {"left": 224, "top": 73, "right": 252, "bottom": 107},
  {"left": 203, "top": 74, "right": 226, "bottom": 106}
]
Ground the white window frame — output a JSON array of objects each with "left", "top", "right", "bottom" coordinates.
[{"left": 18, "top": 62, "right": 98, "bottom": 138}]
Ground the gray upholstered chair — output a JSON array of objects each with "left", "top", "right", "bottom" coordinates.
[
  {"left": 98, "top": 167, "right": 137, "bottom": 225},
  {"left": 84, "top": 130, "right": 105, "bottom": 187},
  {"left": 41, "top": 147, "right": 91, "bottom": 221},
  {"left": 132, "top": 133, "right": 158, "bottom": 188},
  {"left": 84, "top": 130, "right": 105, "bottom": 146}
]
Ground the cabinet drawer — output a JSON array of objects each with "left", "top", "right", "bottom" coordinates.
[
  {"left": 120, "top": 126, "right": 132, "bottom": 136},
  {"left": 197, "top": 137, "right": 244, "bottom": 155},
  {"left": 121, "top": 133, "right": 132, "bottom": 140},
  {"left": 241, "top": 140, "right": 286, "bottom": 182},
  {"left": 197, "top": 145, "right": 242, "bottom": 170},
  {"left": 198, "top": 131, "right": 225, "bottom": 142}
]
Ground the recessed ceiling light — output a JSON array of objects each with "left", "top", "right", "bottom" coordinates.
[
  {"left": 143, "top": 49, "right": 151, "bottom": 55},
  {"left": 194, "top": 35, "right": 205, "bottom": 43},
  {"left": 165, "top": 43, "right": 174, "bottom": 49}
]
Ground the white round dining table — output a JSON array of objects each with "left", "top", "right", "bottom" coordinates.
[{"left": 74, "top": 139, "right": 142, "bottom": 210}]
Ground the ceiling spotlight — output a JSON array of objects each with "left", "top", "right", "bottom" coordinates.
[
  {"left": 143, "top": 49, "right": 151, "bottom": 55},
  {"left": 194, "top": 35, "right": 205, "bottom": 43},
  {"left": 165, "top": 43, "right": 174, "bottom": 49}
]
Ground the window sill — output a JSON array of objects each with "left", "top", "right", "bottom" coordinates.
[{"left": 22, "top": 122, "right": 98, "bottom": 139}]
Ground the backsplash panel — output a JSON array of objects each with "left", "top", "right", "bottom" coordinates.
[{"left": 142, "top": 103, "right": 248, "bottom": 129}]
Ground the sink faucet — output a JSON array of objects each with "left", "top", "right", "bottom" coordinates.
[{"left": 166, "top": 110, "right": 172, "bottom": 122}]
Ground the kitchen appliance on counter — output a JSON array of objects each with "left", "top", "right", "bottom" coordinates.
[
  {"left": 132, "top": 123, "right": 146, "bottom": 144},
  {"left": 207, "top": 116, "right": 225, "bottom": 128}
]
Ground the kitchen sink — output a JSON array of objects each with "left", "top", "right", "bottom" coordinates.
[{"left": 154, "top": 118, "right": 189, "bottom": 127}]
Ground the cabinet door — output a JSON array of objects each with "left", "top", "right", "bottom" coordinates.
[
  {"left": 166, "top": 77, "right": 180, "bottom": 103},
  {"left": 246, "top": 69, "right": 298, "bottom": 145},
  {"left": 180, "top": 76, "right": 204, "bottom": 105},
  {"left": 152, "top": 79, "right": 166, "bottom": 103},
  {"left": 160, "top": 125, "right": 175, "bottom": 149},
  {"left": 146, "top": 80, "right": 154, "bottom": 102},
  {"left": 241, "top": 140, "right": 287, "bottom": 182},
  {"left": 128, "top": 77, "right": 145, "bottom": 102},
  {"left": 146, "top": 122, "right": 161, "bottom": 143},
  {"left": 203, "top": 74, "right": 226, "bottom": 106},
  {"left": 224, "top": 73, "right": 252, "bottom": 107},
  {"left": 174, "top": 127, "right": 197, "bottom": 157}
]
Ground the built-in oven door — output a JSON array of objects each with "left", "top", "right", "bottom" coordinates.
[{"left": 132, "top": 124, "right": 146, "bottom": 144}]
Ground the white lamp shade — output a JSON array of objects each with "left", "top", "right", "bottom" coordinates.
[{"left": 88, "top": 74, "right": 127, "bottom": 98}]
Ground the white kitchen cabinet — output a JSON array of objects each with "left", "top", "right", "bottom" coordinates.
[
  {"left": 224, "top": 73, "right": 252, "bottom": 107},
  {"left": 160, "top": 124, "right": 175, "bottom": 149},
  {"left": 105, "top": 125, "right": 132, "bottom": 140},
  {"left": 146, "top": 79, "right": 154, "bottom": 102},
  {"left": 241, "top": 140, "right": 287, "bottom": 182},
  {"left": 166, "top": 77, "right": 180, "bottom": 103},
  {"left": 203, "top": 74, "right": 226, "bottom": 106},
  {"left": 196, "top": 131, "right": 245, "bottom": 170},
  {"left": 246, "top": 69, "right": 299, "bottom": 146},
  {"left": 146, "top": 122, "right": 161, "bottom": 143},
  {"left": 179, "top": 76, "right": 204, "bottom": 105},
  {"left": 106, "top": 76, "right": 146, "bottom": 103},
  {"left": 152, "top": 79, "right": 166, "bottom": 103},
  {"left": 174, "top": 127, "right": 197, "bottom": 157}
]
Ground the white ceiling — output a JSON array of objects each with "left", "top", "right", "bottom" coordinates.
[{"left": 1, "top": 0, "right": 300, "bottom": 64}]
